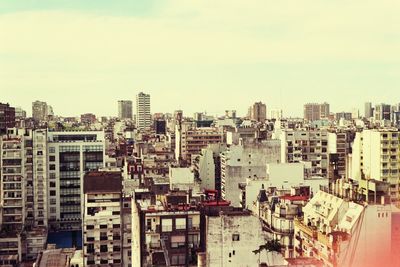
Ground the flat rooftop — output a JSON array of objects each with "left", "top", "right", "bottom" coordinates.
[{"left": 84, "top": 171, "right": 122, "bottom": 193}]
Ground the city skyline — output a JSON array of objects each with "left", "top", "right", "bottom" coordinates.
[{"left": 1, "top": 1, "right": 400, "bottom": 117}]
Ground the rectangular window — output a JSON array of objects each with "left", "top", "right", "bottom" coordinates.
[
  {"left": 171, "top": 235, "right": 186, "bottom": 248},
  {"left": 175, "top": 218, "right": 186, "bottom": 230},
  {"left": 162, "top": 218, "right": 172, "bottom": 232},
  {"left": 232, "top": 234, "right": 240, "bottom": 241}
]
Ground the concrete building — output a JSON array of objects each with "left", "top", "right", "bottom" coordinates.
[
  {"left": 47, "top": 131, "right": 105, "bottom": 231},
  {"left": 118, "top": 100, "right": 133, "bottom": 120},
  {"left": 280, "top": 129, "right": 329, "bottom": 178},
  {"left": 249, "top": 102, "right": 267, "bottom": 122},
  {"left": 0, "top": 128, "right": 48, "bottom": 263},
  {"left": 256, "top": 188, "right": 309, "bottom": 258},
  {"left": 350, "top": 129, "right": 399, "bottom": 204},
  {"left": 80, "top": 113, "right": 96, "bottom": 124},
  {"left": 294, "top": 189, "right": 397, "bottom": 267},
  {"left": 328, "top": 130, "right": 355, "bottom": 180},
  {"left": 303, "top": 103, "right": 330, "bottom": 122},
  {"left": 220, "top": 140, "right": 281, "bottom": 207},
  {"left": 335, "top": 112, "right": 352, "bottom": 121},
  {"left": 205, "top": 210, "right": 269, "bottom": 267},
  {"left": 269, "top": 109, "right": 283, "bottom": 120},
  {"left": 32, "top": 101, "right": 48, "bottom": 122},
  {"left": 364, "top": 102, "right": 373, "bottom": 119},
  {"left": 131, "top": 191, "right": 201, "bottom": 266},
  {"left": 136, "top": 92, "right": 151, "bottom": 130},
  {"left": 0, "top": 103, "right": 15, "bottom": 134},
  {"left": 175, "top": 122, "right": 223, "bottom": 164},
  {"left": 194, "top": 144, "right": 227, "bottom": 193},
  {"left": 83, "top": 171, "right": 123, "bottom": 267},
  {"left": 374, "top": 103, "right": 391, "bottom": 121}
]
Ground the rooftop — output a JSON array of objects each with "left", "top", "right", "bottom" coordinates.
[{"left": 84, "top": 171, "right": 122, "bottom": 193}]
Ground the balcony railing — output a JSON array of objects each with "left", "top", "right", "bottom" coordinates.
[{"left": 294, "top": 218, "right": 317, "bottom": 239}]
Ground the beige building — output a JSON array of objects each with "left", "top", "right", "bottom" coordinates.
[
  {"left": 249, "top": 101, "right": 267, "bottom": 122},
  {"left": 83, "top": 171, "right": 124, "bottom": 267}
]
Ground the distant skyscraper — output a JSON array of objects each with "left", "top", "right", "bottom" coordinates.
[
  {"left": 374, "top": 103, "right": 391, "bottom": 121},
  {"left": 364, "top": 102, "right": 373, "bottom": 118},
  {"left": 269, "top": 109, "right": 283, "bottom": 120},
  {"left": 304, "top": 102, "right": 330, "bottom": 121},
  {"left": 32, "top": 100, "right": 48, "bottom": 122},
  {"left": 136, "top": 92, "right": 151, "bottom": 130},
  {"left": 0, "top": 102, "right": 15, "bottom": 134},
  {"left": 118, "top": 100, "right": 133, "bottom": 120},
  {"left": 249, "top": 101, "right": 267, "bottom": 122}
]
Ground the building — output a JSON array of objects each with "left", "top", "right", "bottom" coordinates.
[
  {"left": 83, "top": 171, "right": 123, "bottom": 267},
  {"left": 364, "top": 102, "right": 373, "bottom": 119},
  {"left": 136, "top": 92, "right": 151, "bottom": 130},
  {"left": 335, "top": 112, "right": 352, "bottom": 121},
  {"left": 205, "top": 210, "right": 269, "bottom": 267},
  {"left": 32, "top": 101, "right": 48, "bottom": 122},
  {"left": 220, "top": 140, "right": 281, "bottom": 207},
  {"left": 80, "top": 113, "right": 96, "bottom": 124},
  {"left": 175, "top": 122, "right": 223, "bottom": 164},
  {"left": 279, "top": 129, "right": 329, "bottom": 177},
  {"left": 131, "top": 191, "right": 201, "bottom": 266},
  {"left": 249, "top": 102, "right": 267, "bottom": 122},
  {"left": 303, "top": 103, "right": 330, "bottom": 122},
  {"left": 350, "top": 129, "right": 399, "bottom": 204},
  {"left": 154, "top": 119, "right": 166, "bottom": 135},
  {"left": 374, "top": 103, "right": 392, "bottom": 121},
  {"left": 0, "top": 128, "right": 48, "bottom": 263},
  {"left": 294, "top": 189, "right": 397, "bottom": 267},
  {"left": 327, "top": 129, "right": 355, "bottom": 180},
  {"left": 47, "top": 131, "right": 105, "bottom": 231},
  {"left": 269, "top": 109, "right": 283, "bottom": 120},
  {"left": 118, "top": 100, "right": 133, "bottom": 120},
  {"left": 0, "top": 103, "right": 15, "bottom": 134}
]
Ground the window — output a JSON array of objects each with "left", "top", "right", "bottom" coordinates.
[
  {"left": 49, "top": 156, "right": 56, "bottom": 162},
  {"left": 100, "top": 259, "right": 108, "bottom": 264},
  {"left": 86, "top": 225, "right": 94, "bottom": 230},
  {"left": 175, "top": 218, "right": 186, "bottom": 230},
  {"left": 100, "top": 224, "right": 107, "bottom": 229},
  {"left": 50, "top": 182, "right": 56, "bottom": 188},
  {"left": 188, "top": 234, "right": 199, "bottom": 246},
  {"left": 49, "top": 147, "right": 55, "bottom": 153},
  {"left": 113, "top": 224, "right": 120, "bottom": 229},
  {"left": 162, "top": 219, "right": 172, "bottom": 232},
  {"left": 171, "top": 235, "right": 186, "bottom": 248},
  {"left": 232, "top": 234, "right": 240, "bottom": 241},
  {"left": 100, "top": 245, "right": 107, "bottom": 252},
  {"left": 146, "top": 218, "right": 152, "bottom": 231},
  {"left": 171, "top": 254, "right": 186, "bottom": 265},
  {"left": 49, "top": 164, "right": 56, "bottom": 170},
  {"left": 50, "top": 190, "right": 56, "bottom": 196},
  {"left": 113, "top": 246, "right": 121, "bottom": 252}
]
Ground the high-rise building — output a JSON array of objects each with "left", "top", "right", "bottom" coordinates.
[
  {"left": 118, "top": 100, "right": 133, "bottom": 120},
  {"left": 351, "top": 129, "right": 400, "bottom": 204},
  {"left": 249, "top": 102, "right": 267, "bottom": 122},
  {"left": 32, "top": 101, "right": 48, "bottom": 122},
  {"left": 47, "top": 131, "right": 105, "bottom": 231},
  {"left": 136, "top": 92, "right": 151, "bottom": 130},
  {"left": 269, "top": 109, "right": 283, "bottom": 120},
  {"left": 365, "top": 102, "right": 373, "bottom": 118},
  {"left": 374, "top": 103, "right": 391, "bottom": 121},
  {"left": 0, "top": 102, "right": 15, "bottom": 134},
  {"left": 303, "top": 102, "right": 330, "bottom": 121},
  {"left": 83, "top": 171, "right": 123, "bottom": 267}
]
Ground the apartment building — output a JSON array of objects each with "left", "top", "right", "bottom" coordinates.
[
  {"left": 0, "top": 103, "right": 15, "bottom": 134},
  {"left": 294, "top": 187, "right": 397, "bottom": 267},
  {"left": 175, "top": 122, "right": 223, "bottom": 164},
  {"left": 136, "top": 92, "right": 151, "bottom": 130},
  {"left": 304, "top": 103, "right": 330, "bottom": 122},
  {"left": 47, "top": 131, "right": 105, "bottom": 231},
  {"left": 83, "top": 171, "right": 123, "bottom": 267},
  {"left": 220, "top": 140, "right": 281, "bottom": 207},
  {"left": 118, "top": 100, "right": 133, "bottom": 120},
  {"left": 280, "top": 129, "right": 329, "bottom": 177},
  {"left": 131, "top": 191, "right": 201, "bottom": 266},
  {"left": 351, "top": 129, "right": 400, "bottom": 204}
]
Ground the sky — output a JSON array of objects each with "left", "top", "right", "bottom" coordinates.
[{"left": 1, "top": 0, "right": 400, "bottom": 118}]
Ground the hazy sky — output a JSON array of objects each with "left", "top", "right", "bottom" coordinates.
[{"left": 1, "top": 0, "right": 400, "bottom": 117}]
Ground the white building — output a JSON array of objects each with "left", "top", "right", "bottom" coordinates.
[
  {"left": 205, "top": 210, "right": 277, "bottom": 267},
  {"left": 220, "top": 140, "right": 281, "bottom": 207},
  {"left": 136, "top": 92, "right": 151, "bottom": 130},
  {"left": 47, "top": 131, "right": 105, "bottom": 231},
  {"left": 350, "top": 129, "right": 399, "bottom": 203},
  {"left": 83, "top": 171, "right": 123, "bottom": 267}
]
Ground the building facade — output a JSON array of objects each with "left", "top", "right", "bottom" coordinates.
[{"left": 136, "top": 92, "right": 151, "bottom": 130}]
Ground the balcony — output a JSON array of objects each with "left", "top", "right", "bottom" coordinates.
[
  {"left": 294, "top": 218, "right": 317, "bottom": 239},
  {"left": 317, "top": 232, "right": 332, "bottom": 248}
]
